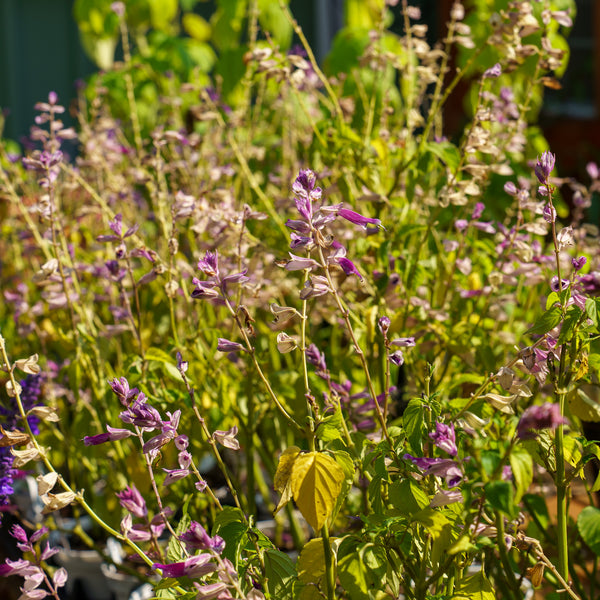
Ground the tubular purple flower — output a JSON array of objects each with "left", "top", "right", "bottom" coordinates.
[
  {"left": 197, "top": 251, "right": 219, "bottom": 277},
  {"left": 162, "top": 468, "right": 190, "bottom": 486},
  {"left": 391, "top": 337, "right": 415, "bottom": 348},
  {"left": 534, "top": 151, "right": 555, "bottom": 184},
  {"left": 338, "top": 257, "right": 363, "bottom": 280},
  {"left": 572, "top": 256, "right": 587, "bottom": 272},
  {"left": 542, "top": 202, "right": 556, "bottom": 224},
  {"left": 471, "top": 202, "right": 485, "bottom": 220},
  {"left": 285, "top": 254, "right": 319, "bottom": 271},
  {"left": 193, "top": 582, "right": 231, "bottom": 599},
  {"left": 517, "top": 403, "right": 569, "bottom": 440},
  {"left": 389, "top": 351, "right": 404, "bottom": 366},
  {"left": 378, "top": 316, "right": 391, "bottom": 336},
  {"left": 337, "top": 208, "right": 381, "bottom": 229},
  {"left": 403, "top": 454, "right": 463, "bottom": 487},
  {"left": 83, "top": 426, "right": 134, "bottom": 446},
  {"left": 217, "top": 338, "right": 245, "bottom": 353},
  {"left": 153, "top": 554, "right": 216, "bottom": 579},
  {"left": 116, "top": 484, "right": 147, "bottom": 518},
  {"left": 109, "top": 377, "right": 139, "bottom": 406},
  {"left": 429, "top": 422, "right": 458, "bottom": 456},
  {"left": 180, "top": 521, "right": 225, "bottom": 554},
  {"left": 483, "top": 62, "right": 502, "bottom": 78}
]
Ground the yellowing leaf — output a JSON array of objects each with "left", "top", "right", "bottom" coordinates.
[
  {"left": 182, "top": 13, "right": 211, "bottom": 42},
  {"left": 297, "top": 538, "right": 326, "bottom": 583},
  {"left": 274, "top": 446, "right": 301, "bottom": 514},
  {"left": 452, "top": 568, "right": 495, "bottom": 600},
  {"left": 275, "top": 446, "right": 301, "bottom": 492},
  {"left": 569, "top": 385, "right": 600, "bottom": 422},
  {"left": 291, "top": 452, "right": 345, "bottom": 531}
]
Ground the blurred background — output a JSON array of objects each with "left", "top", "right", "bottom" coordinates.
[{"left": 1, "top": 0, "right": 598, "bottom": 179}]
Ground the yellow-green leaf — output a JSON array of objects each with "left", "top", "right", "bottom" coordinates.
[
  {"left": 182, "top": 13, "right": 211, "bottom": 42},
  {"left": 452, "top": 568, "right": 495, "bottom": 600},
  {"left": 274, "top": 446, "right": 301, "bottom": 514},
  {"left": 291, "top": 452, "right": 345, "bottom": 531},
  {"left": 297, "top": 538, "right": 326, "bottom": 584}
]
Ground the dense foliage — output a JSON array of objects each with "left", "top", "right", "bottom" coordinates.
[{"left": 3, "top": 1, "right": 600, "bottom": 599}]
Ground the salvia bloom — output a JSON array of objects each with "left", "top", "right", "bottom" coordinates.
[
  {"left": 0, "top": 373, "right": 45, "bottom": 518},
  {"left": 116, "top": 484, "right": 147, "bottom": 518},
  {"left": 180, "top": 521, "right": 225, "bottom": 554},
  {"left": 534, "top": 151, "right": 555, "bottom": 184},
  {"left": 429, "top": 422, "right": 458, "bottom": 457},
  {"left": 516, "top": 403, "right": 569, "bottom": 440}
]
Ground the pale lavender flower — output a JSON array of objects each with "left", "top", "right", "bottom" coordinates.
[
  {"left": 391, "top": 337, "right": 415, "bottom": 347},
  {"left": 542, "top": 202, "right": 556, "bottom": 224},
  {"left": 389, "top": 350, "right": 404, "bottom": 366},
  {"left": 193, "top": 582, "right": 231, "bottom": 599},
  {"left": 483, "top": 63, "right": 502, "bottom": 78},
  {"left": 378, "top": 316, "right": 391, "bottom": 336},
  {"left": 213, "top": 426, "right": 240, "bottom": 450},
  {"left": 587, "top": 162, "right": 599, "bottom": 180}
]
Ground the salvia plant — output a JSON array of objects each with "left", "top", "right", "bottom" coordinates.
[{"left": 3, "top": 0, "right": 600, "bottom": 599}]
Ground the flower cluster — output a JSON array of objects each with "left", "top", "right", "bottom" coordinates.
[{"left": 0, "top": 525, "right": 67, "bottom": 600}]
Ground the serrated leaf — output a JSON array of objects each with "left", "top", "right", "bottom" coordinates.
[
  {"left": 338, "top": 542, "right": 387, "bottom": 600},
  {"left": 526, "top": 305, "right": 563, "bottom": 336},
  {"left": 316, "top": 409, "right": 343, "bottom": 442},
  {"left": 586, "top": 297, "right": 599, "bottom": 327},
  {"left": 290, "top": 452, "right": 345, "bottom": 531},
  {"left": 264, "top": 549, "right": 296, "bottom": 598},
  {"left": 578, "top": 506, "right": 600, "bottom": 556},
  {"left": 297, "top": 538, "right": 326, "bottom": 583}
]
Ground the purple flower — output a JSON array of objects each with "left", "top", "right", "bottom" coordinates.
[
  {"left": 471, "top": 202, "right": 485, "bottom": 220},
  {"left": 109, "top": 377, "right": 139, "bottom": 406},
  {"left": 517, "top": 403, "right": 569, "bottom": 440},
  {"left": 338, "top": 257, "right": 363, "bottom": 279},
  {"left": 216, "top": 338, "right": 245, "bottom": 353},
  {"left": 391, "top": 337, "right": 416, "bottom": 348},
  {"left": 116, "top": 485, "right": 147, "bottom": 518},
  {"left": 153, "top": 554, "right": 216, "bottom": 579},
  {"left": 542, "top": 202, "right": 556, "bottom": 224},
  {"left": 572, "top": 256, "right": 587, "bottom": 272},
  {"left": 389, "top": 350, "right": 404, "bottom": 366},
  {"left": 119, "top": 393, "right": 162, "bottom": 430},
  {"left": 197, "top": 251, "right": 219, "bottom": 277},
  {"left": 337, "top": 208, "right": 381, "bottom": 230},
  {"left": 483, "top": 63, "right": 502, "bottom": 78},
  {"left": 180, "top": 521, "right": 225, "bottom": 554},
  {"left": 535, "top": 151, "right": 556, "bottom": 184},
  {"left": 83, "top": 426, "right": 134, "bottom": 446},
  {"left": 378, "top": 316, "right": 391, "bottom": 336},
  {"left": 429, "top": 422, "right": 457, "bottom": 456},
  {"left": 404, "top": 454, "right": 463, "bottom": 487}
]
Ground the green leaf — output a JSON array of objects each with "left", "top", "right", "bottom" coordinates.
[
  {"left": 557, "top": 306, "right": 583, "bottom": 345},
  {"left": 526, "top": 305, "right": 563, "bottom": 336},
  {"left": 316, "top": 408, "right": 344, "bottom": 442},
  {"left": 452, "top": 568, "right": 495, "bottom": 600},
  {"left": 578, "top": 506, "right": 600, "bottom": 556},
  {"left": 297, "top": 538, "right": 326, "bottom": 584},
  {"left": 389, "top": 479, "right": 429, "bottom": 516},
  {"left": 585, "top": 297, "right": 598, "bottom": 327},
  {"left": 425, "top": 141, "right": 461, "bottom": 171},
  {"left": 338, "top": 542, "right": 387, "bottom": 599},
  {"left": 509, "top": 448, "right": 533, "bottom": 503},
  {"left": 264, "top": 549, "right": 296, "bottom": 599},
  {"left": 484, "top": 481, "right": 515, "bottom": 517},
  {"left": 522, "top": 493, "right": 550, "bottom": 531},
  {"left": 403, "top": 398, "right": 425, "bottom": 455}
]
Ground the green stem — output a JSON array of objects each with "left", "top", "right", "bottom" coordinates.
[
  {"left": 321, "top": 524, "right": 335, "bottom": 600},
  {"left": 555, "top": 391, "right": 568, "bottom": 582}
]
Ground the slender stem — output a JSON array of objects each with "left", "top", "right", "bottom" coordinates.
[{"left": 321, "top": 524, "right": 335, "bottom": 600}]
